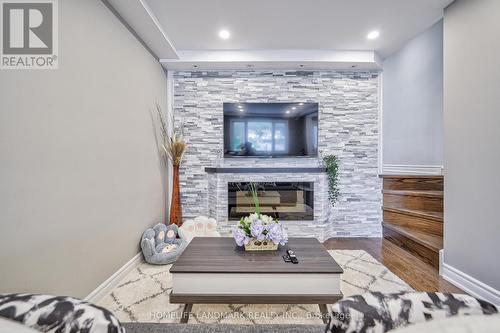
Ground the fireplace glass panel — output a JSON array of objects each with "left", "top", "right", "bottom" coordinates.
[{"left": 228, "top": 182, "right": 314, "bottom": 221}]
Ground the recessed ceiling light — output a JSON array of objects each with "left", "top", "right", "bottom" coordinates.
[
  {"left": 239, "top": 108, "right": 244, "bottom": 112},
  {"left": 299, "top": 103, "right": 304, "bottom": 106},
  {"left": 219, "top": 29, "right": 230, "bottom": 40},
  {"left": 238, "top": 105, "right": 243, "bottom": 108},
  {"left": 285, "top": 110, "right": 290, "bottom": 114},
  {"left": 292, "top": 107, "right": 296, "bottom": 110},
  {"left": 367, "top": 30, "right": 380, "bottom": 40}
]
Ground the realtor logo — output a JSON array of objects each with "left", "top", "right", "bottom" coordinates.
[{"left": 1, "top": 0, "right": 58, "bottom": 69}]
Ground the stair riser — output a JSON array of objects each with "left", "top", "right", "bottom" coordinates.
[
  {"left": 383, "top": 193, "right": 443, "bottom": 212},
  {"left": 383, "top": 178, "right": 443, "bottom": 191},
  {"left": 383, "top": 226, "right": 440, "bottom": 268},
  {"left": 383, "top": 210, "right": 443, "bottom": 236}
]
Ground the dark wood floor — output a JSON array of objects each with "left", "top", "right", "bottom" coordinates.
[{"left": 323, "top": 238, "right": 463, "bottom": 293}]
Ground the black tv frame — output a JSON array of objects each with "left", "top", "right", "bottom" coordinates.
[{"left": 223, "top": 102, "right": 319, "bottom": 158}]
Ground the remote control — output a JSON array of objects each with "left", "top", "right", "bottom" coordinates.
[
  {"left": 282, "top": 254, "right": 291, "bottom": 262},
  {"left": 287, "top": 249, "right": 299, "bottom": 264}
]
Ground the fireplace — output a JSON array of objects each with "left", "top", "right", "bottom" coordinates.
[{"left": 228, "top": 182, "right": 314, "bottom": 221}]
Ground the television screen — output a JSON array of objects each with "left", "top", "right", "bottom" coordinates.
[{"left": 223, "top": 102, "right": 319, "bottom": 157}]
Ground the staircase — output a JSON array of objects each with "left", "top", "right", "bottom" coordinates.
[{"left": 380, "top": 175, "right": 443, "bottom": 268}]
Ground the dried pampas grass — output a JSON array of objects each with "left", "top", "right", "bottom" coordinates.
[
  {"left": 164, "top": 135, "right": 187, "bottom": 166},
  {"left": 155, "top": 103, "right": 186, "bottom": 166}
]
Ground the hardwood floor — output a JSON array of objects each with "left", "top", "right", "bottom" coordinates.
[{"left": 324, "top": 237, "right": 463, "bottom": 293}]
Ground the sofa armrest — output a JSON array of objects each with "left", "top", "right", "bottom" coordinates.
[
  {"left": 326, "top": 292, "right": 498, "bottom": 333},
  {"left": 0, "top": 294, "right": 124, "bottom": 333}
]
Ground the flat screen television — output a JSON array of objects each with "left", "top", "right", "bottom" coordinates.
[{"left": 223, "top": 102, "right": 319, "bottom": 157}]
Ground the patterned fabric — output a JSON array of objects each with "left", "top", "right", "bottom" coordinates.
[
  {"left": 389, "top": 314, "right": 500, "bottom": 333},
  {"left": 0, "top": 293, "right": 125, "bottom": 333},
  {"left": 326, "top": 292, "right": 498, "bottom": 333}
]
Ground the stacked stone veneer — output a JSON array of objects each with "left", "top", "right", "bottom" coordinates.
[
  {"left": 173, "top": 70, "right": 382, "bottom": 240},
  {"left": 208, "top": 173, "right": 330, "bottom": 240}
]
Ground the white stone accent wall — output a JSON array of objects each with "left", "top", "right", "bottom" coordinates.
[
  {"left": 173, "top": 70, "right": 382, "bottom": 239},
  {"left": 208, "top": 173, "right": 330, "bottom": 240}
]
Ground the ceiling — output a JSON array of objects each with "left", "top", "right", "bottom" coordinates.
[{"left": 145, "top": 0, "right": 453, "bottom": 58}]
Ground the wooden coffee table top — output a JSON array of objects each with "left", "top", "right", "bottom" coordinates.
[{"left": 170, "top": 237, "right": 343, "bottom": 274}]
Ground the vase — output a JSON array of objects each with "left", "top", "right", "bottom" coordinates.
[
  {"left": 244, "top": 238, "right": 278, "bottom": 251},
  {"left": 169, "top": 164, "right": 183, "bottom": 226}
]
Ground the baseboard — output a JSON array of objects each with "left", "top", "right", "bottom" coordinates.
[
  {"left": 84, "top": 252, "right": 143, "bottom": 303},
  {"left": 439, "top": 249, "right": 444, "bottom": 276},
  {"left": 442, "top": 262, "right": 500, "bottom": 306},
  {"left": 382, "top": 164, "right": 443, "bottom": 175}
]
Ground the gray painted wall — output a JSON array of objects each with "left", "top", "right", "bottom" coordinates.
[
  {"left": 444, "top": 0, "right": 500, "bottom": 291},
  {"left": 383, "top": 20, "right": 443, "bottom": 166},
  {"left": 0, "top": 0, "right": 167, "bottom": 298},
  {"left": 173, "top": 71, "right": 381, "bottom": 238}
]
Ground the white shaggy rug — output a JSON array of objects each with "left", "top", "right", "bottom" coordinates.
[{"left": 97, "top": 250, "right": 414, "bottom": 324}]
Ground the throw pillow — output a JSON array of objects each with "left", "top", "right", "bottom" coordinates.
[
  {"left": 326, "top": 292, "right": 498, "bottom": 333},
  {"left": 153, "top": 224, "right": 168, "bottom": 246},
  {"left": 0, "top": 293, "right": 125, "bottom": 333},
  {"left": 165, "top": 224, "right": 179, "bottom": 243}
]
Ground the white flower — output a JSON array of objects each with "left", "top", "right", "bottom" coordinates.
[{"left": 261, "top": 214, "right": 274, "bottom": 224}]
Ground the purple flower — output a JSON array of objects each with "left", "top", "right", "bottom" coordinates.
[
  {"left": 266, "top": 223, "right": 283, "bottom": 244},
  {"left": 232, "top": 227, "right": 250, "bottom": 247},
  {"left": 250, "top": 219, "right": 266, "bottom": 241}
]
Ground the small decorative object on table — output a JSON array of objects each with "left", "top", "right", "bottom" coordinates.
[{"left": 232, "top": 183, "right": 288, "bottom": 251}]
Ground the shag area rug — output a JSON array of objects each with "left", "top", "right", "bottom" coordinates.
[{"left": 97, "top": 250, "right": 414, "bottom": 325}]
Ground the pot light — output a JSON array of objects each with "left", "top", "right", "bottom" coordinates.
[
  {"left": 299, "top": 103, "right": 304, "bottom": 106},
  {"left": 238, "top": 105, "right": 243, "bottom": 108},
  {"left": 292, "top": 107, "right": 296, "bottom": 110},
  {"left": 367, "top": 30, "right": 380, "bottom": 40},
  {"left": 218, "top": 29, "right": 230, "bottom": 40},
  {"left": 285, "top": 110, "right": 290, "bottom": 114}
]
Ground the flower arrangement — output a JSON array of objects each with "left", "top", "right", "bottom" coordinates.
[{"left": 232, "top": 183, "right": 288, "bottom": 250}]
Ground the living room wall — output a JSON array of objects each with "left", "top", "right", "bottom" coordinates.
[
  {"left": 172, "top": 70, "right": 381, "bottom": 238},
  {"left": 443, "top": 0, "right": 500, "bottom": 303},
  {"left": 0, "top": 0, "right": 167, "bottom": 298},
  {"left": 383, "top": 20, "right": 443, "bottom": 172}
]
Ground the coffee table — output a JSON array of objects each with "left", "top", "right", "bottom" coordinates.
[{"left": 169, "top": 237, "right": 343, "bottom": 323}]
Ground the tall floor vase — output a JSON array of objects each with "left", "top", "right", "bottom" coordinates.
[{"left": 169, "top": 164, "right": 183, "bottom": 226}]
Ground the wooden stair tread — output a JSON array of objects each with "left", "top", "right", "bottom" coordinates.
[
  {"left": 382, "top": 174, "right": 444, "bottom": 268},
  {"left": 383, "top": 189, "right": 443, "bottom": 198},
  {"left": 382, "top": 207, "right": 443, "bottom": 222},
  {"left": 383, "top": 223, "right": 443, "bottom": 252},
  {"left": 379, "top": 174, "right": 444, "bottom": 179}
]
